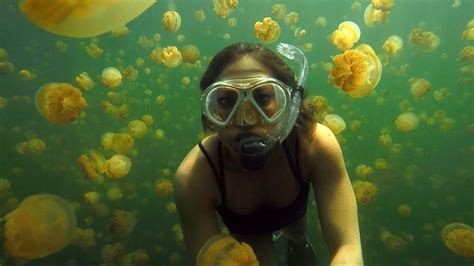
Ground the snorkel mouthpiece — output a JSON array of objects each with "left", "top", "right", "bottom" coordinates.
[{"left": 238, "top": 136, "right": 276, "bottom": 170}]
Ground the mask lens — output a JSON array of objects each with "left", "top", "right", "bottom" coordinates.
[
  {"left": 251, "top": 83, "right": 286, "bottom": 120},
  {"left": 206, "top": 87, "right": 239, "bottom": 123}
]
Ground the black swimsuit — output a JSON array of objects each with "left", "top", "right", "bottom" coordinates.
[{"left": 198, "top": 133, "right": 310, "bottom": 235}]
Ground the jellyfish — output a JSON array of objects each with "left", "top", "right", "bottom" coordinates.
[
  {"left": 141, "top": 115, "right": 154, "bottom": 127},
  {"left": 408, "top": 28, "right": 440, "bottom": 52},
  {"left": 156, "top": 95, "right": 166, "bottom": 106},
  {"left": 331, "top": 21, "right": 361, "bottom": 51},
  {"left": 4, "top": 194, "right": 77, "bottom": 260},
  {"left": 364, "top": 3, "right": 389, "bottom": 27},
  {"left": 70, "top": 227, "right": 96, "bottom": 250},
  {"left": 374, "top": 158, "right": 387, "bottom": 169},
  {"left": 409, "top": 77, "right": 431, "bottom": 99},
  {"left": 75, "top": 72, "right": 94, "bottom": 91},
  {"left": 161, "top": 46, "right": 182, "bottom": 68},
  {"left": 213, "top": 0, "right": 238, "bottom": 18},
  {"left": 395, "top": 112, "right": 419, "bottom": 133},
  {"left": 329, "top": 44, "right": 382, "bottom": 98},
  {"left": 0, "top": 178, "right": 11, "bottom": 197},
  {"left": 16, "top": 138, "right": 46, "bottom": 155},
  {"left": 355, "top": 164, "right": 373, "bottom": 178},
  {"left": 162, "top": 11, "right": 181, "bottom": 33},
  {"left": 18, "top": 0, "right": 156, "bottom": 38},
  {"left": 433, "top": 88, "right": 451, "bottom": 102},
  {"left": 105, "top": 154, "right": 132, "bottom": 179},
  {"left": 34, "top": 82, "right": 87, "bottom": 123},
  {"left": 155, "top": 178, "right": 173, "bottom": 197},
  {"left": 18, "top": 69, "right": 36, "bottom": 81},
  {"left": 122, "top": 249, "right": 150, "bottom": 266},
  {"left": 111, "top": 26, "right": 129, "bottom": 37},
  {"left": 84, "top": 192, "right": 100, "bottom": 205},
  {"left": 197, "top": 234, "right": 259, "bottom": 266},
  {"left": 271, "top": 4, "right": 287, "bottom": 19},
  {"left": 227, "top": 17, "right": 237, "bottom": 27},
  {"left": 380, "top": 229, "right": 407, "bottom": 254},
  {"left": 135, "top": 57, "right": 145, "bottom": 67},
  {"left": 101, "top": 67, "right": 122, "bottom": 89},
  {"left": 372, "top": 0, "right": 395, "bottom": 11},
  {"left": 352, "top": 180, "right": 377, "bottom": 205},
  {"left": 383, "top": 35, "right": 403, "bottom": 55},
  {"left": 106, "top": 186, "right": 123, "bottom": 202},
  {"left": 458, "top": 46, "right": 474, "bottom": 63},
  {"left": 182, "top": 44, "right": 200, "bottom": 64},
  {"left": 0, "top": 61, "right": 15, "bottom": 75},
  {"left": 150, "top": 47, "right": 162, "bottom": 64},
  {"left": 283, "top": 11, "right": 299, "bottom": 26},
  {"left": 86, "top": 43, "right": 103, "bottom": 58},
  {"left": 154, "top": 129, "right": 166, "bottom": 141},
  {"left": 294, "top": 27, "right": 306, "bottom": 39},
  {"left": 77, "top": 151, "right": 105, "bottom": 183},
  {"left": 127, "top": 120, "right": 147, "bottom": 139},
  {"left": 107, "top": 209, "right": 137, "bottom": 238},
  {"left": 462, "top": 28, "right": 474, "bottom": 41},
  {"left": 194, "top": 10, "right": 206, "bottom": 22},
  {"left": 121, "top": 65, "right": 138, "bottom": 81},
  {"left": 398, "top": 203, "right": 412, "bottom": 217},
  {"left": 0, "top": 48, "right": 8, "bottom": 61},
  {"left": 111, "top": 133, "right": 134, "bottom": 154},
  {"left": 323, "top": 114, "right": 346, "bottom": 135},
  {"left": 315, "top": 17, "right": 327, "bottom": 28},
  {"left": 254, "top": 17, "right": 281, "bottom": 44},
  {"left": 441, "top": 223, "right": 474, "bottom": 258}
]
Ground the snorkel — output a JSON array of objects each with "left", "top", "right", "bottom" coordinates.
[{"left": 238, "top": 43, "right": 308, "bottom": 170}]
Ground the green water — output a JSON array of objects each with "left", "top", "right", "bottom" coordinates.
[{"left": 0, "top": 0, "right": 473, "bottom": 265}]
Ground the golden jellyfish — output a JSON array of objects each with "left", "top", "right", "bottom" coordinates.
[
  {"left": 166, "top": 202, "right": 177, "bottom": 214},
  {"left": 364, "top": 4, "right": 389, "bottom": 28},
  {"left": 194, "top": 10, "right": 206, "bottom": 22},
  {"left": 106, "top": 186, "right": 123, "bottom": 202},
  {"left": 213, "top": 0, "right": 238, "bottom": 18},
  {"left": 18, "top": 0, "right": 156, "bottom": 38},
  {"left": 372, "top": 0, "right": 395, "bottom": 11},
  {"left": 223, "top": 33, "right": 231, "bottom": 40},
  {"left": 182, "top": 44, "right": 200, "bottom": 64},
  {"left": 323, "top": 114, "right": 346, "bottom": 135},
  {"left": 331, "top": 21, "right": 361, "bottom": 51},
  {"left": 383, "top": 35, "right": 403, "bottom": 55},
  {"left": 433, "top": 87, "right": 451, "bottom": 101},
  {"left": 441, "top": 223, "right": 474, "bottom": 258},
  {"left": 408, "top": 27, "right": 440, "bottom": 52},
  {"left": 380, "top": 229, "right": 407, "bottom": 254},
  {"left": 254, "top": 17, "right": 281, "bottom": 44},
  {"left": 75, "top": 72, "right": 94, "bottom": 91},
  {"left": 161, "top": 46, "right": 182, "bottom": 68},
  {"left": 107, "top": 209, "right": 137, "bottom": 238},
  {"left": 330, "top": 44, "right": 382, "bottom": 98},
  {"left": 105, "top": 154, "right": 132, "bottom": 179},
  {"left": 398, "top": 203, "right": 412, "bottom": 217},
  {"left": 374, "top": 158, "right": 387, "bottom": 169},
  {"left": 395, "top": 112, "right": 419, "bottom": 133},
  {"left": 197, "top": 234, "right": 259, "bottom": 266},
  {"left": 156, "top": 95, "right": 166, "bottom": 106},
  {"left": 121, "top": 65, "right": 138, "bottom": 81},
  {"left": 101, "top": 132, "right": 115, "bottom": 151},
  {"left": 355, "top": 164, "right": 373, "bottom": 178},
  {"left": 84, "top": 192, "right": 100, "bottom": 205},
  {"left": 162, "top": 11, "right": 181, "bottom": 33},
  {"left": 127, "top": 120, "right": 147, "bottom": 139},
  {"left": 462, "top": 28, "right": 474, "bottom": 41},
  {"left": 452, "top": 0, "right": 461, "bottom": 8},
  {"left": 122, "top": 249, "right": 150, "bottom": 266},
  {"left": 182, "top": 76, "right": 191, "bottom": 86},
  {"left": 18, "top": 69, "right": 36, "bottom": 81},
  {"left": 409, "top": 77, "right": 431, "bottom": 99},
  {"left": 154, "top": 129, "right": 166, "bottom": 141},
  {"left": 141, "top": 114, "right": 153, "bottom": 127},
  {"left": 0, "top": 61, "right": 14, "bottom": 75},
  {"left": 135, "top": 57, "right": 145, "bottom": 67},
  {"left": 284, "top": 11, "right": 299, "bottom": 26},
  {"left": 294, "top": 27, "right": 306, "bottom": 38},
  {"left": 77, "top": 150, "right": 106, "bottom": 182},
  {"left": 458, "top": 46, "right": 474, "bottom": 63},
  {"left": 70, "top": 227, "right": 96, "bottom": 250},
  {"left": 272, "top": 4, "right": 287, "bottom": 19},
  {"left": 111, "top": 26, "right": 129, "bottom": 37},
  {"left": 86, "top": 43, "right": 103, "bottom": 58},
  {"left": 0, "top": 178, "right": 11, "bottom": 197},
  {"left": 227, "top": 17, "right": 237, "bottom": 27},
  {"left": 154, "top": 178, "right": 173, "bottom": 197},
  {"left": 352, "top": 180, "right": 377, "bottom": 205},
  {"left": 4, "top": 194, "right": 77, "bottom": 260},
  {"left": 16, "top": 138, "right": 46, "bottom": 155},
  {"left": 0, "top": 96, "right": 9, "bottom": 108},
  {"left": 315, "top": 17, "right": 327, "bottom": 28},
  {"left": 35, "top": 82, "right": 86, "bottom": 123},
  {"left": 0, "top": 48, "right": 8, "bottom": 61},
  {"left": 101, "top": 67, "right": 122, "bottom": 89}
]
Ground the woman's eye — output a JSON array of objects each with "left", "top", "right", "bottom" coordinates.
[
  {"left": 255, "top": 94, "right": 271, "bottom": 105},
  {"left": 218, "top": 96, "right": 235, "bottom": 107}
]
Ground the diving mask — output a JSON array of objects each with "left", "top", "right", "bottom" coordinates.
[{"left": 201, "top": 76, "right": 291, "bottom": 127}]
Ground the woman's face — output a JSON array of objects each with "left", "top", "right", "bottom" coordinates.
[{"left": 214, "top": 56, "right": 278, "bottom": 153}]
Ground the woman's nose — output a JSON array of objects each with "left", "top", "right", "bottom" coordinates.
[{"left": 234, "top": 100, "right": 258, "bottom": 126}]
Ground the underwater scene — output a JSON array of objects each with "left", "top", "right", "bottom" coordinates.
[{"left": 0, "top": 0, "right": 473, "bottom": 265}]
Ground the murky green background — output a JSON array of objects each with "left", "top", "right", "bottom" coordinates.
[{"left": 0, "top": 0, "right": 473, "bottom": 265}]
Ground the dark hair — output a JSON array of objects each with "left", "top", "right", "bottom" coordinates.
[{"left": 200, "top": 42, "right": 315, "bottom": 140}]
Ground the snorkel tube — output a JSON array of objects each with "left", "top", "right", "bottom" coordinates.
[{"left": 238, "top": 43, "right": 308, "bottom": 170}]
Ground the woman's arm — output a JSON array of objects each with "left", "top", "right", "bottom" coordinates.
[
  {"left": 174, "top": 145, "right": 221, "bottom": 265},
  {"left": 309, "top": 124, "right": 363, "bottom": 265}
]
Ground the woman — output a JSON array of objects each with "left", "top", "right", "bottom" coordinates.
[{"left": 174, "top": 42, "right": 363, "bottom": 266}]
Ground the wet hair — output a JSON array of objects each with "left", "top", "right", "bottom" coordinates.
[{"left": 200, "top": 42, "right": 315, "bottom": 140}]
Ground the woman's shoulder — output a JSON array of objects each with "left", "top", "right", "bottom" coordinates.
[{"left": 174, "top": 134, "right": 221, "bottom": 206}]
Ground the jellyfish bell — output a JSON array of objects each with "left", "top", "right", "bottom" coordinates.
[
  {"left": 101, "top": 67, "right": 122, "bottom": 89},
  {"left": 162, "top": 11, "right": 181, "bottom": 33},
  {"left": 395, "top": 112, "right": 419, "bottom": 133},
  {"left": 4, "top": 194, "right": 77, "bottom": 260},
  {"left": 383, "top": 35, "right": 404, "bottom": 55},
  {"left": 18, "top": 0, "right": 156, "bottom": 38},
  {"left": 323, "top": 114, "right": 347, "bottom": 135},
  {"left": 331, "top": 21, "right": 361, "bottom": 51},
  {"left": 441, "top": 223, "right": 474, "bottom": 258},
  {"left": 197, "top": 234, "right": 259, "bottom": 266},
  {"left": 254, "top": 17, "right": 281, "bottom": 44}
]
